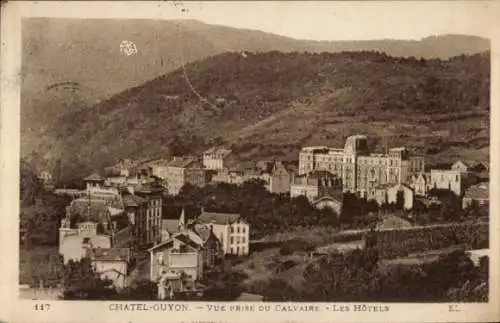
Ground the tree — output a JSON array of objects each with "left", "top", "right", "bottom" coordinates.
[
  {"left": 62, "top": 258, "right": 117, "bottom": 300},
  {"left": 396, "top": 190, "right": 405, "bottom": 210},
  {"left": 118, "top": 279, "right": 157, "bottom": 300}
]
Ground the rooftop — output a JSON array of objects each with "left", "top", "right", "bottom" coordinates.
[
  {"left": 122, "top": 194, "right": 148, "bottom": 207},
  {"left": 92, "top": 248, "right": 130, "bottom": 262},
  {"left": 197, "top": 212, "right": 243, "bottom": 225},
  {"left": 84, "top": 173, "right": 105, "bottom": 182},
  {"left": 168, "top": 156, "right": 197, "bottom": 168},
  {"left": 204, "top": 147, "right": 232, "bottom": 157},
  {"left": 464, "top": 183, "right": 489, "bottom": 200}
]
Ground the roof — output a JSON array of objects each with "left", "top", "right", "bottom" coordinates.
[
  {"left": 92, "top": 248, "right": 130, "bottom": 262},
  {"left": 148, "top": 230, "right": 204, "bottom": 252},
  {"left": 168, "top": 156, "right": 196, "bottom": 168},
  {"left": 197, "top": 212, "right": 243, "bottom": 225},
  {"left": 123, "top": 194, "right": 148, "bottom": 207},
  {"left": 134, "top": 183, "right": 163, "bottom": 194},
  {"left": 175, "top": 232, "right": 203, "bottom": 250},
  {"left": 464, "top": 183, "right": 489, "bottom": 200},
  {"left": 84, "top": 173, "right": 105, "bottom": 182},
  {"left": 204, "top": 147, "right": 232, "bottom": 157}
]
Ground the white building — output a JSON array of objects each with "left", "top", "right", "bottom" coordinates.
[
  {"left": 203, "top": 147, "right": 232, "bottom": 170},
  {"left": 195, "top": 212, "right": 249, "bottom": 256}
]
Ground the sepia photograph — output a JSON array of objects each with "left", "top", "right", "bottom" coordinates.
[{"left": 2, "top": 1, "right": 499, "bottom": 322}]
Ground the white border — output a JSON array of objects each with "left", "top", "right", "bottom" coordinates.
[{"left": 1, "top": 1, "right": 500, "bottom": 323}]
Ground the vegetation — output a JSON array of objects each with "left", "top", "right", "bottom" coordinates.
[
  {"left": 366, "top": 222, "right": 488, "bottom": 259},
  {"left": 62, "top": 258, "right": 118, "bottom": 300},
  {"left": 260, "top": 247, "right": 488, "bottom": 302},
  {"left": 25, "top": 50, "right": 489, "bottom": 181},
  {"left": 165, "top": 180, "right": 344, "bottom": 239}
]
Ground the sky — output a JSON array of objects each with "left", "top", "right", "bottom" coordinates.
[{"left": 14, "top": 1, "right": 497, "bottom": 41}]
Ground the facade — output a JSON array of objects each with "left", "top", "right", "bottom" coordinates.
[
  {"left": 298, "top": 135, "right": 425, "bottom": 197},
  {"left": 134, "top": 184, "right": 163, "bottom": 245},
  {"left": 370, "top": 183, "right": 414, "bottom": 209},
  {"left": 165, "top": 157, "right": 204, "bottom": 195},
  {"left": 203, "top": 147, "right": 232, "bottom": 170},
  {"left": 452, "top": 160, "right": 488, "bottom": 173},
  {"left": 290, "top": 171, "right": 341, "bottom": 202},
  {"left": 83, "top": 173, "right": 106, "bottom": 191},
  {"left": 90, "top": 248, "right": 130, "bottom": 290},
  {"left": 211, "top": 169, "right": 245, "bottom": 186},
  {"left": 162, "top": 209, "right": 222, "bottom": 268},
  {"left": 148, "top": 231, "right": 204, "bottom": 283},
  {"left": 410, "top": 172, "right": 432, "bottom": 196},
  {"left": 123, "top": 194, "right": 148, "bottom": 246},
  {"left": 462, "top": 182, "right": 489, "bottom": 210},
  {"left": 257, "top": 161, "right": 291, "bottom": 194},
  {"left": 59, "top": 221, "right": 112, "bottom": 264},
  {"left": 196, "top": 212, "right": 249, "bottom": 256},
  {"left": 429, "top": 169, "right": 477, "bottom": 196}
]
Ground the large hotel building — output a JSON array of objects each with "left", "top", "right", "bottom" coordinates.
[{"left": 298, "top": 135, "right": 425, "bottom": 198}]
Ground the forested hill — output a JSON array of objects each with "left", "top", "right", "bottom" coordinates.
[
  {"left": 30, "top": 50, "right": 490, "bottom": 182},
  {"left": 21, "top": 18, "right": 489, "bottom": 157}
]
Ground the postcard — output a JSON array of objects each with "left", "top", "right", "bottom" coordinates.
[{"left": 1, "top": 1, "right": 499, "bottom": 322}]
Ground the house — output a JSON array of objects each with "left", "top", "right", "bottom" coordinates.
[
  {"left": 133, "top": 184, "right": 163, "bottom": 245},
  {"left": 252, "top": 161, "right": 291, "bottom": 194},
  {"left": 196, "top": 212, "right": 249, "bottom": 256},
  {"left": 148, "top": 230, "right": 205, "bottom": 283},
  {"left": 290, "top": 170, "right": 341, "bottom": 202},
  {"left": 430, "top": 169, "right": 478, "bottom": 196},
  {"left": 462, "top": 182, "right": 489, "bottom": 210},
  {"left": 90, "top": 248, "right": 130, "bottom": 290},
  {"left": 452, "top": 160, "right": 488, "bottom": 173},
  {"left": 371, "top": 183, "right": 414, "bottom": 210},
  {"left": 410, "top": 172, "right": 432, "bottom": 196},
  {"left": 211, "top": 168, "right": 245, "bottom": 185},
  {"left": 83, "top": 173, "right": 106, "bottom": 191},
  {"left": 165, "top": 157, "right": 205, "bottom": 195},
  {"left": 192, "top": 223, "right": 223, "bottom": 268},
  {"left": 59, "top": 188, "right": 133, "bottom": 263},
  {"left": 156, "top": 271, "right": 205, "bottom": 300},
  {"left": 162, "top": 209, "right": 222, "bottom": 268},
  {"left": 203, "top": 147, "right": 232, "bottom": 170},
  {"left": 123, "top": 194, "right": 149, "bottom": 246},
  {"left": 59, "top": 221, "right": 112, "bottom": 264}
]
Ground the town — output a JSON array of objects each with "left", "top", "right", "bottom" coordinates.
[{"left": 20, "top": 134, "right": 490, "bottom": 301}]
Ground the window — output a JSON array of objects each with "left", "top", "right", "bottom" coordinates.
[
  {"left": 242, "top": 236, "right": 246, "bottom": 243},
  {"left": 456, "top": 175, "right": 459, "bottom": 182},
  {"left": 230, "top": 227, "right": 234, "bottom": 233},
  {"left": 230, "top": 237, "right": 234, "bottom": 244},
  {"left": 237, "top": 227, "right": 240, "bottom": 233},
  {"left": 242, "top": 227, "right": 245, "bottom": 234}
]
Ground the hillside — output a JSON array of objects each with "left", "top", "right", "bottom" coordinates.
[
  {"left": 21, "top": 18, "right": 490, "bottom": 156},
  {"left": 29, "top": 50, "right": 490, "bottom": 181}
]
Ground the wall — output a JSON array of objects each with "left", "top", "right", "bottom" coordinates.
[
  {"left": 430, "top": 170, "right": 462, "bottom": 196},
  {"left": 151, "top": 249, "right": 201, "bottom": 281},
  {"left": 290, "top": 184, "right": 319, "bottom": 202},
  {"left": 228, "top": 222, "right": 250, "bottom": 255},
  {"left": 94, "top": 260, "right": 128, "bottom": 289}
]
